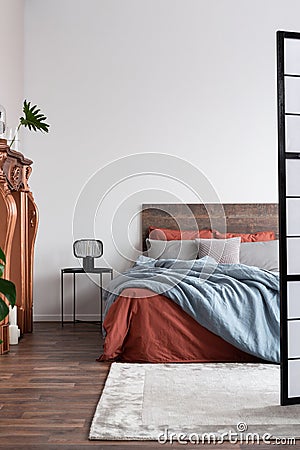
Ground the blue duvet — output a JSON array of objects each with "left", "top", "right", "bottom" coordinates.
[{"left": 104, "top": 256, "right": 280, "bottom": 363}]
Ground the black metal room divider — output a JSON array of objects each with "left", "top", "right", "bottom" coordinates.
[{"left": 277, "top": 30, "right": 300, "bottom": 405}]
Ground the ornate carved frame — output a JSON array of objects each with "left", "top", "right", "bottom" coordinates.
[{"left": 0, "top": 139, "right": 38, "bottom": 353}]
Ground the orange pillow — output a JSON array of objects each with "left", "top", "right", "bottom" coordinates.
[
  {"left": 149, "top": 226, "right": 213, "bottom": 240},
  {"left": 213, "top": 230, "right": 275, "bottom": 243}
]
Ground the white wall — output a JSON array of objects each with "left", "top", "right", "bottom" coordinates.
[
  {"left": 23, "top": 0, "right": 299, "bottom": 320},
  {"left": 0, "top": 0, "right": 24, "bottom": 129}
]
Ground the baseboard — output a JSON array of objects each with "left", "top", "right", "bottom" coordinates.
[{"left": 33, "top": 314, "right": 101, "bottom": 322}]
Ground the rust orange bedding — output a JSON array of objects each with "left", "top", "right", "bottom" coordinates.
[{"left": 98, "top": 288, "right": 261, "bottom": 363}]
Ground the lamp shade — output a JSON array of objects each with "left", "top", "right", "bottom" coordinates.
[{"left": 73, "top": 239, "right": 103, "bottom": 258}]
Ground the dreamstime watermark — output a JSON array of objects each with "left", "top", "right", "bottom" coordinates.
[{"left": 157, "top": 422, "right": 297, "bottom": 445}]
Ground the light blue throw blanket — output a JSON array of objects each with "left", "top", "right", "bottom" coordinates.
[{"left": 104, "top": 256, "right": 280, "bottom": 363}]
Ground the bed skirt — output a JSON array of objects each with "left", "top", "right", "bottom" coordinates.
[{"left": 98, "top": 288, "right": 262, "bottom": 363}]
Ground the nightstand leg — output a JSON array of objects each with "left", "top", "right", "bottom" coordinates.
[
  {"left": 73, "top": 273, "right": 76, "bottom": 324},
  {"left": 61, "top": 271, "right": 64, "bottom": 327},
  {"left": 100, "top": 273, "right": 103, "bottom": 326}
]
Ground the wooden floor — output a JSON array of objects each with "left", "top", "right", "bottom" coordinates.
[{"left": 0, "top": 323, "right": 298, "bottom": 450}]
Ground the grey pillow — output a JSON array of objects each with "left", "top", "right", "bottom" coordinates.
[
  {"left": 195, "top": 237, "right": 241, "bottom": 264},
  {"left": 239, "top": 240, "right": 279, "bottom": 272},
  {"left": 146, "top": 239, "right": 198, "bottom": 260}
]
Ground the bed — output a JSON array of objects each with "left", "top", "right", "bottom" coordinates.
[{"left": 98, "top": 203, "right": 279, "bottom": 364}]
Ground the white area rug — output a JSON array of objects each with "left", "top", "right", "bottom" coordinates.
[{"left": 89, "top": 363, "right": 300, "bottom": 441}]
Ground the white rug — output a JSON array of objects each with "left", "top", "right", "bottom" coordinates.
[{"left": 89, "top": 363, "right": 300, "bottom": 441}]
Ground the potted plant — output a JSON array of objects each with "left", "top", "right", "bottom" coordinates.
[{"left": 0, "top": 247, "right": 16, "bottom": 343}]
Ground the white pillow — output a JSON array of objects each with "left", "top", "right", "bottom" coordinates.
[
  {"left": 146, "top": 239, "right": 198, "bottom": 260},
  {"left": 195, "top": 237, "right": 241, "bottom": 264},
  {"left": 239, "top": 240, "right": 279, "bottom": 272}
]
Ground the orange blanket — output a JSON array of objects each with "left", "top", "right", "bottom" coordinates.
[{"left": 98, "top": 288, "right": 261, "bottom": 363}]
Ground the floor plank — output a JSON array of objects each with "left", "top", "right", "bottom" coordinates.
[{"left": 0, "top": 322, "right": 298, "bottom": 449}]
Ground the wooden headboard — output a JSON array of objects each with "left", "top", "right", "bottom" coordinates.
[{"left": 141, "top": 203, "right": 278, "bottom": 251}]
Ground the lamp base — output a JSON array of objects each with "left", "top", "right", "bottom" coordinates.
[{"left": 83, "top": 257, "right": 95, "bottom": 272}]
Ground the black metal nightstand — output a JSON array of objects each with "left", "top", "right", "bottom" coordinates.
[{"left": 60, "top": 267, "right": 113, "bottom": 326}]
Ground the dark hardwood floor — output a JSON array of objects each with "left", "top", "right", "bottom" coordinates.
[{"left": 0, "top": 323, "right": 297, "bottom": 449}]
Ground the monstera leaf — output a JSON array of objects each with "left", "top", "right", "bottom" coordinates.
[
  {"left": 0, "top": 248, "right": 16, "bottom": 339},
  {"left": 10, "top": 100, "right": 50, "bottom": 147},
  {"left": 20, "top": 100, "right": 50, "bottom": 133}
]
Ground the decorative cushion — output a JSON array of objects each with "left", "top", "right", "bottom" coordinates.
[
  {"left": 239, "top": 240, "right": 279, "bottom": 272},
  {"left": 146, "top": 239, "right": 199, "bottom": 260},
  {"left": 213, "top": 230, "right": 275, "bottom": 243},
  {"left": 149, "top": 227, "right": 212, "bottom": 241},
  {"left": 195, "top": 237, "right": 241, "bottom": 264}
]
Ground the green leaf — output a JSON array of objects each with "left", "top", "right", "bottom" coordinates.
[
  {"left": 0, "top": 298, "right": 9, "bottom": 324},
  {"left": 0, "top": 279, "right": 16, "bottom": 308},
  {"left": 20, "top": 99, "right": 50, "bottom": 134},
  {"left": 0, "top": 247, "right": 6, "bottom": 265},
  {"left": 0, "top": 247, "right": 16, "bottom": 325}
]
